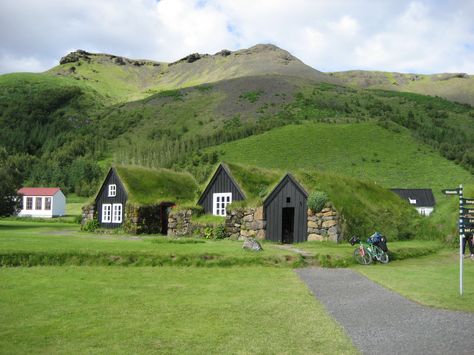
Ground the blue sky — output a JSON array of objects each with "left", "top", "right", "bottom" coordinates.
[{"left": 1, "top": 0, "right": 473, "bottom": 74}]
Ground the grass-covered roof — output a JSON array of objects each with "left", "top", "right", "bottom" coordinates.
[{"left": 114, "top": 165, "right": 198, "bottom": 205}]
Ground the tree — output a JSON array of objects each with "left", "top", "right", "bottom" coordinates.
[{"left": 0, "top": 148, "right": 23, "bottom": 216}]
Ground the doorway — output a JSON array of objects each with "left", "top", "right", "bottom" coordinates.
[
  {"left": 160, "top": 202, "right": 175, "bottom": 235},
  {"left": 282, "top": 207, "right": 295, "bottom": 243}
]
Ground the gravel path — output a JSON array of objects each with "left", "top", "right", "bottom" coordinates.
[{"left": 296, "top": 268, "right": 474, "bottom": 355}]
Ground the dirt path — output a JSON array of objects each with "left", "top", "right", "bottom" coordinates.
[{"left": 296, "top": 268, "right": 474, "bottom": 355}]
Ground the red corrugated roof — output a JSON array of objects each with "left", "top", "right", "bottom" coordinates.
[{"left": 18, "top": 187, "right": 61, "bottom": 196}]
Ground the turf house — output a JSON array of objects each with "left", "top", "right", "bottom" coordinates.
[
  {"left": 194, "top": 163, "right": 341, "bottom": 243},
  {"left": 82, "top": 166, "right": 198, "bottom": 234}
]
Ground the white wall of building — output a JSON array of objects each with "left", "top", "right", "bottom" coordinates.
[
  {"left": 416, "top": 207, "right": 434, "bottom": 216},
  {"left": 18, "top": 191, "right": 66, "bottom": 218}
]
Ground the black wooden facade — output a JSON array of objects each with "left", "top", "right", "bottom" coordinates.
[
  {"left": 95, "top": 168, "right": 128, "bottom": 228},
  {"left": 264, "top": 174, "right": 308, "bottom": 243},
  {"left": 197, "top": 164, "right": 245, "bottom": 214}
]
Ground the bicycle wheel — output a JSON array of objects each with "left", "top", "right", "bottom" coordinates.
[
  {"left": 354, "top": 246, "right": 372, "bottom": 265},
  {"left": 373, "top": 245, "right": 389, "bottom": 264}
]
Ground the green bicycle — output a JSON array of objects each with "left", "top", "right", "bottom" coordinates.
[{"left": 349, "top": 235, "right": 389, "bottom": 265}]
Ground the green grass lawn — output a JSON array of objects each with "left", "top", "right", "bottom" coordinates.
[
  {"left": 211, "top": 122, "right": 474, "bottom": 195},
  {"left": 0, "top": 221, "right": 302, "bottom": 267},
  {"left": 355, "top": 250, "right": 474, "bottom": 312},
  {"left": 0, "top": 266, "right": 357, "bottom": 354}
]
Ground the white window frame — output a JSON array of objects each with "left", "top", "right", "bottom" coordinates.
[
  {"left": 212, "top": 193, "right": 232, "bottom": 216},
  {"left": 102, "top": 204, "right": 112, "bottom": 223},
  {"left": 408, "top": 198, "right": 417, "bottom": 205},
  {"left": 108, "top": 184, "right": 117, "bottom": 197},
  {"left": 112, "top": 203, "right": 122, "bottom": 223},
  {"left": 26, "top": 197, "right": 33, "bottom": 210}
]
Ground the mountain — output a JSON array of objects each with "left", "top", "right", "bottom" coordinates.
[
  {"left": 48, "top": 44, "right": 335, "bottom": 102},
  {"left": 0, "top": 44, "right": 473, "bottom": 197},
  {"left": 330, "top": 70, "right": 474, "bottom": 106}
]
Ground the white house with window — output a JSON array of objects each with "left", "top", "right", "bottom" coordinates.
[
  {"left": 391, "top": 188, "right": 436, "bottom": 216},
  {"left": 17, "top": 187, "right": 66, "bottom": 218}
]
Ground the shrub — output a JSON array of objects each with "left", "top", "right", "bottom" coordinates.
[
  {"left": 82, "top": 219, "right": 99, "bottom": 232},
  {"left": 307, "top": 191, "right": 328, "bottom": 213},
  {"left": 213, "top": 224, "right": 227, "bottom": 239}
]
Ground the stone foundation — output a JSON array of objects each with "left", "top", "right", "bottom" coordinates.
[
  {"left": 307, "top": 207, "right": 342, "bottom": 242},
  {"left": 168, "top": 209, "right": 193, "bottom": 236},
  {"left": 81, "top": 204, "right": 95, "bottom": 227},
  {"left": 123, "top": 204, "right": 162, "bottom": 234},
  {"left": 225, "top": 207, "right": 266, "bottom": 240}
]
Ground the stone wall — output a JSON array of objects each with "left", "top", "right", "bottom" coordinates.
[
  {"left": 81, "top": 204, "right": 95, "bottom": 227},
  {"left": 123, "top": 204, "right": 162, "bottom": 234},
  {"left": 168, "top": 209, "right": 193, "bottom": 236},
  {"left": 307, "top": 207, "right": 342, "bottom": 242},
  {"left": 225, "top": 207, "right": 266, "bottom": 240}
]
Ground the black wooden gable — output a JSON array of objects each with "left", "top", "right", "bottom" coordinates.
[
  {"left": 197, "top": 163, "right": 246, "bottom": 214},
  {"left": 263, "top": 173, "right": 308, "bottom": 208},
  {"left": 95, "top": 167, "right": 128, "bottom": 228},
  {"left": 264, "top": 173, "right": 308, "bottom": 243}
]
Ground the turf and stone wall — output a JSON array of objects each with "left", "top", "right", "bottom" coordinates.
[
  {"left": 307, "top": 206, "right": 341, "bottom": 242},
  {"left": 225, "top": 207, "right": 266, "bottom": 240}
]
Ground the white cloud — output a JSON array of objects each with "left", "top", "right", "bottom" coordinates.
[{"left": 0, "top": 0, "right": 473, "bottom": 74}]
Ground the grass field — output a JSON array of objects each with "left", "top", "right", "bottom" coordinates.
[
  {"left": 355, "top": 250, "right": 474, "bottom": 312},
  {"left": 0, "top": 266, "right": 357, "bottom": 354},
  {"left": 211, "top": 122, "right": 474, "bottom": 195}
]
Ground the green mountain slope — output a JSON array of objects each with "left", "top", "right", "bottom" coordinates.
[
  {"left": 204, "top": 122, "right": 474, "bottom": 195},
  {"left": 331, "top": 70, "right": 474, "bottom": 106},
  {"left": 1, "top": 44, "right": 473, "bottom": 197},
  {"left": 47, "top": 44, "right": 334, "bottom": 102}
]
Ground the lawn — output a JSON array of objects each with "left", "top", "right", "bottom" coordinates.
[
  {"left": 0, "top": 221, "right": 301, "bottom": 267},
  {"left": 355, "top": 250, "right": 474, "bottom": 312},
  {"left": 0, "top": 267, "right": 357, "bottom": 354}
]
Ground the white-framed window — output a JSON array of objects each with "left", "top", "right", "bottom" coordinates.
[
  {"left": 108, "top": 184, "right": 117, "bottom": 197},
  {"left": 44, "top": 197, "right": 52, "bottom": 210},
  {"left": 102, "top": 204, "right": 112, "bottom": 223},
  {"left": 26, "top": 197, "right": 33, "bottom": 210},
  {"left": 35, "top": 197, "right": 43, "bottom": 210},
  {"left": 112, "top": 203, "right": 122, "bottom": 223},
  {"left": 408, "top": 198, "right": 417, "bottom": 205},
  {"left": 213, "top": 193, "right": 232, "bottom": 216}
]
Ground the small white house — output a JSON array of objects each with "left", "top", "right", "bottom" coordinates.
[
  {"left": 390, "top": 188, "right": 436, "bottom": 216},
  {"left": 17, "top": 187, "right": 66, "bottom": 218}
]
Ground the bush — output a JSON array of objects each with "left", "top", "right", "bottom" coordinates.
[
  {"left": 308, "top": 191, "right": 328, "bottom": 212},
  {"left": 82, "top": 219, "right": 99, "bottom": 232}
]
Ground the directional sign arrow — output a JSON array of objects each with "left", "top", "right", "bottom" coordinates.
[
  {"left": 460, "top": 222, "right": 474, "bottom": 229},
  {"left": 461, "top": 218, "right": 474, "bottom": 224},
  {"left": 442, "top": 188, "right": 461, "bottom": 195},
  {"left": 461, "top": 198, "right": 474, "bottom": 205},
  {"left": 460, "top": 208, "right": 474, "bottom": 215},
  {"left": 461, "top": 227, "right": 474, "bottom": 234}
]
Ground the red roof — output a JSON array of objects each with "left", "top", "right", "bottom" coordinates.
[{"left": 18, "top": 187, "right": 62, "bottom": 196}]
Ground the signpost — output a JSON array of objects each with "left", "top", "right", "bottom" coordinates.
[{"left": 443, "top": 185, "right": 474, "bottom": 296}]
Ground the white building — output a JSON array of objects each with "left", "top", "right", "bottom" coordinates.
[
  {"left": 17, "top": 187, "right": 66, "bottom": 218},
  {"left": 390, "top": 188, "right": 435, "bottom": 216}
]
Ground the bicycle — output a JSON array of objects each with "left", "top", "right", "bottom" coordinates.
[{"left": 349, "top": 236, "right": 389, "bottom": 265}]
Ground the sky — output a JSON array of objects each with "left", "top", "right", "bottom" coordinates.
[{"left": 1, "top": 0, "right": 473, "bottom": 74}]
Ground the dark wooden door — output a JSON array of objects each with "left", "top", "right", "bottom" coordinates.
[{"left": 282, "top": 207, "right": 295, "bottom": 244}]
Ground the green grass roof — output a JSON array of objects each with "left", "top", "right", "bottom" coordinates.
[{"left": 114, "top": 165, "right": 198, "bottom": 205}]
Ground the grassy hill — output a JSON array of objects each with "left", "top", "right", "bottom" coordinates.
[
  {"left": 1, "top": 44, "right": 473, "bottom": 197},
  {"left": 47, "top": 44, "right": 334, "bottom": 103},
  {"left": 331, "top": 70, "right": 474, "bottom": 106},
  {"left": 206, "top": 122, "right": 474, "bottom": 195}
]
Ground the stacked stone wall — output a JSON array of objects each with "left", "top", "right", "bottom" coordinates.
[
  {"left": 307, "top": 207, "right": 342, "bottom": 242},
  {"left": 225, "top": 207, "right": 266, "bottom": 240},
  {"left": 168, "top": 209, "right": 193, "bottom": 236}
]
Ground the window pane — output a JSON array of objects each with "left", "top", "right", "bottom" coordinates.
[
  {"left": 45, "top": 197, "right": 51, "bottom": 210},
  {"left": 26, "top": 197, "right": 33, "bottom": 210},
  {"left": 227, "top": 196, "right": 230, "bottom": 202},
  {"left": 35, "top": 197, "right": 42, "bottom": 210}
]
